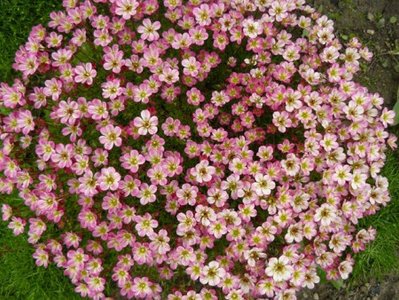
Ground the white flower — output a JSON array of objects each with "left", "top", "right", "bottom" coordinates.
[
  {"left": 252, "top": 173, "right": 276, "bottom": 196},
  {"left": 314, "top": 203, "right": 336, "bottom": 226},
  {"left": 243, "top": 18, "right": 262, "bottom": 38},
  {"left": 200, "top": 261, "right": 226, "bottom": 286},
  {"left": 265, "top": 256, "right": 293, "bottom": 282},
  {"left": 192, "top": 160, "right": 215, "bottom": 183}
]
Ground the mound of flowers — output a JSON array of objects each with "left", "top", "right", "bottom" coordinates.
[{"left": 0, "top": 0, "right": 397, "bottom": 299}]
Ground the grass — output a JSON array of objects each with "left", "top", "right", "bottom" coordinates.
[
  {"left": 0, "top": 0, "right": 61, "bottom": 83},
  {"left": 0, "top": 0, "right": 398, "bottom": 299},
  {"left": 0, "top": 0, "right": 79, "bottom": 298},
  {"left": 0, "top": 221, "right": 79, "bottom": 300},
  {"left": 351, "top": 140, "right": 399, "bottom": 284}
]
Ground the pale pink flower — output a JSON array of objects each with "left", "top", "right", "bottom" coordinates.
[
  {"left": 74, "top": 63, "right": 97, "bottom": 85},
  {"left": 99, "top": 125, "right": 122, "bottom": 150},
  {"left": 200, "top": 261, "right": 226, "bottom": 286},
  {"left": 182, "top": 57, "right": 200, "bottom": 77},
  {"left": 115, "top": 0, "right": 139, "bottom": 20},
  {"left": 332, "top": 165, "right": 352, "bottom": 185},
  {"left": 33, "top": 248, "right": 49, "bottom": 268},
  {"left": 192, "top": 160, "right": 215, "bottom": 183},
  {"left": 133, "top": 110, "right": 158, "bottom": 135},
  {"left": 252, "top": 173, "right": 276, "bottom": 196},
  {"left": 137, "top": 19, "right": 161, "bottom": 41},
  {"left": 314, "top": 204, "right": 337, "bottom": 226},
  {"left": 98, "top": 167, "right": 121, "bottom": 191},
  {"left": 265, "top": 256, "right": 293, "bottom": 282},
  {"left": 8, "top": 216, "right": 26, "bottom": 235},
  {"left": 242, "top": 18, "right": 262, "bottom": 38},
  {"left": 380, "top": 107, "right": 395, "bottom": 127},
  {"left": 1, "top": 204, "right": 12, "bottom": 221}
]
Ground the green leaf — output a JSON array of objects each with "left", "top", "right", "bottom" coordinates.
[
  {"left": 316, "top": 267, "right": 328, "bottom": 284},
  {"left": 331, "top": 279, "right": 344, "bottom": 290},
  {"left": 0, "top": 106, "right": 11, "bottom": 115},
  {"left": 341, "top": 34, "right": 349, "bottom": 41}
]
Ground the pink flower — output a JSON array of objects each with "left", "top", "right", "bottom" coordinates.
[
  {"left": 132, "top": 277, "right": 152, "bottom": 299},
  {"left": 338, "top": 259, "right": 354, "bottom": 280},
  {"left": 182, "top": 57, "right": 200, "bottom": 77},
  {"left": 242, "top": 18, "right": 262, "bottom": 39},
  {"left": 320, "top": 134, "right": 339, "bottom": 152},
  {"left": 176, "top": 184, "right": 198, "bottom": 206},
  {"left": 78, "top": 170, "right": 99, "bottom": 197},
  {"left": 150, "top": 229, "right": 170, "bottom": 255},
  {"left": 103, "top": 45, "right": 125, "bottom": 73},
  {"left": 53, "top": 100, "right": 80, "bottom": 125},
  {"left": 85, "top": 276, "right": 105, "bottom": 293},
  {"left": 99, "top": 124, "right": 122, "bottom": 150},
  {"left": 273, "top": 111, "right": 292, "bottom": 133},
  {"left": 98, "top": 167, "right": 121, "bottom": 191},
  {"left": 51, "top": 143, "right": 74, "bottom": 168},
  {"left": 158, "top": 67, "right": 179, "bottom": 84},
  {"left": 33, "top": 248, "right": 49, "bottom": 268},
  {"left": 192, "top": 160, "right": 216, "bottom": 183},
  {"left": 138, "top": 183, "right": 157, "bottom": 205},
  {"left": 133, "top": 242, "right": 153, "bottom": 265},
  {"left": 120, "top": 149, "right": 145, "bottom": 173},
  {"left": 133, "top": 110, "right": 158, "bottom": 135},
  {"left": 0, "top": 0, "right": 395, "bottom": 298},
  {"left": 351, "top": 171, "right": 368, "bottom": 190},
  {"left": 135, "top": 213, "right": 158, "bottom": 237},
  {"left": 137, "top": 19, "right": 161, "bottom": 41},
  {"left": 281, "top": 153, "right": 300, "bottom": 177},
  {"left": 115, "top": 0, "right": 139, "bottom": 20},
  {"left": 74, "top": 63, "right": 97, "bottom": 85},
  {"left": 102, "top": 78, "right": 123, "bottom": 100},
  {"left": 43, "top": 78, "right": 62, "bottom": 101},
  {"left": 193, "top": 4, "right": 212, "bottom": 26},
  {"left": 380, "top": 107, "right": 395, "bottom": 127},
  {"left": 88, "top": 99, "right": 109, "bottom": 120},
  {"left": 16, "top": 110, "right": 35, "bottom": 134},
  {"left": 314, "top": 204, "right": 337, "bottom": 226},
  {"left": 1, "top": 204, "right": 12, "bottom": 221},
  {"left": 8, "top": 216, "right": 26, "bottom": 235}
]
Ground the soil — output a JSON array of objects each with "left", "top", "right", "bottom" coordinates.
[
  {"left": 298, "top": 1, "right": 399, "bottom": 299},
  {"left": 311, "top": 0, "right": 399, "bottom": 106},
  {"left": 299, "top": 276, "right": 399, "bottom": 300}
]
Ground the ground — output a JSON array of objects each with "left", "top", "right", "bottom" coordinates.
[{"left": 312, "top": 0, "right": 399, "bottom": 107}]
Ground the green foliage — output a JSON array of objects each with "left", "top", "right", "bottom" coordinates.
[
  {"left": 350, "top": 141, "right": 399, "bottom": 284},
  {"left": 0, "top": 0, "right": 61, "bottom": 83},
  {"left": 0, "top": 0, "right": 79, "bottom": 298},
  {"left": 0, "top": 217, "right": 79, "bottom": 299}
]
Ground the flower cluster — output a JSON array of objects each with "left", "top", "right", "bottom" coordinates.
[{"left": 0, "top": 0, "right": 397, "bottom": 299}]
